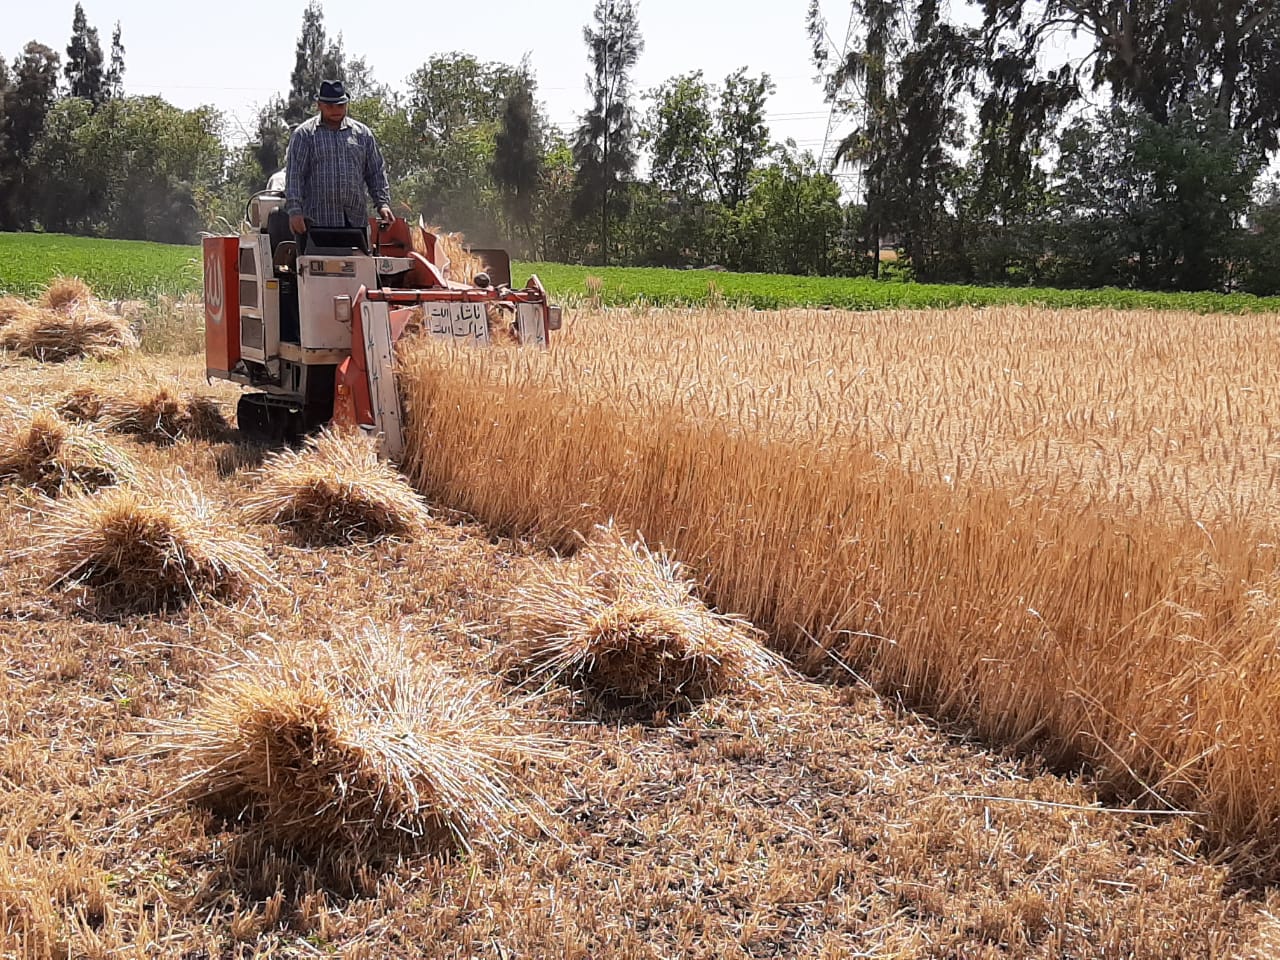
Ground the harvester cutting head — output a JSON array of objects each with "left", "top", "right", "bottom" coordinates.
[
  {"left": 330, "top": 223, "right": 561, "bottom": 461},
  {"left": 203, "top": 201, "right": 561, "bottom": 459}
]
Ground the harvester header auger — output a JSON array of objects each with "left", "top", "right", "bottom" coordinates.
[{"left": 203, "top": 188, "right": 561, "bottom": 459}]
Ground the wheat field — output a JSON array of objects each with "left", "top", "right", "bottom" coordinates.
[
  {"left": 401, "top": 304, "right": 1280, "bottom": 876},
  {"left": 8, "top": 293, "right": 1280, "bottom": 956}
]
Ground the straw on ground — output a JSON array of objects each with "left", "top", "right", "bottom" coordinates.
[
  {"left": 93, "top": 381, "right": 229, "bottom": 445},
  {"left": 0, "top": 302, "right": 137, "bottom": 362},
  {"left": 38, "top": 276, "right": 92, "bottom": 313}
]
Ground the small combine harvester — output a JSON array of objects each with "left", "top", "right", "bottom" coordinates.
[{"left": 202, "top": 187, "right": 560, "bottom": 459}]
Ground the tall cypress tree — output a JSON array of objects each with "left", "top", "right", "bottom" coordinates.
[
  {"left": 65, "top": 3, "right": 106, "bottom": 104},
  {"left": 105, "top": 22, "right": 125, "bottom": 99},
  {"left": 285, "top": 2, "right": 347, "bottom": 125},
  {"left": 493, "top": 69, "right": 543, "bottom": 250},
  {"left": 572, "top": 0, "right": 643, "bottom": 266}
]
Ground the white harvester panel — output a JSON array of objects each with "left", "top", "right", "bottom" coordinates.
[
  {"left": 298, "top": 256, "right": 378, "bottom": 351},
  {"left": 238, "top": 234, "right": 278, "bottom": 362},
  {"left": 360, "top": 300, "right": 404, "bottom": 462},
  {"left": 516, "top": 304, "right": 548, "bottom": 348}
]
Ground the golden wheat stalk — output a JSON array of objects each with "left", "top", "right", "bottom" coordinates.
[
  {"left": 393, "top": 305, "right": 1280, "bottom": 876},
  {"left": 410, "top": 223, "right": 490, "bottom": 285}
]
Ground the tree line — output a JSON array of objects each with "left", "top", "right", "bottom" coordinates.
[{"left": 0, "top": 1, "right": 1276, "bottom": 293}]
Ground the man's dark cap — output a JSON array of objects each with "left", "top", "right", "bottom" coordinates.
[{"left": 317, "top": 80, "right": 349, "bottom": 104}]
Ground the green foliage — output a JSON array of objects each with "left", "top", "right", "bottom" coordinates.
[
  {"left": 31, "top": 96, "right": 226, "bottom": 243},
  {"left": 408, "top": 53, "right": 524, "bottom": 144},
  {"left": 646, "top": 71, "right": 715, "bottom": 202},
  {"left": 236, "top": 97, "right": 291, "bottom": 203},
  {"left": 5, "top": 43, "right": 59, "bottom": 160},
  {"left": 646, "top": 68, "right": 775, "bottom": 210},
  {"left": 1239, "top": 179, "right": 1280, "bottom": 296},
  {"left": 714, "top": 69, "right": 775, "bottom": 210},
  {"left": 808, "top": 0, "right": 910, "bottom": 277},
  {"left": 1, "top": 42, "right": 62, "bottom": 230},
  {"left": 731, "top": 149, "right": 844, "bottom": 275},
  {"left": 639, "top": 67, "right": 776, "bottom": 268},
  {"left": 533, "top": 139, "right": 584, "bottom": 263},
  {"left": 981, "top": 0, "right": 1280, "bottom": 151},
  {"left": 105, "top": 23, "right": 124, "bottom": 100},
  {"left": 30, "top": 97, "right": 102, "bottom": 234},
  {"left": 374, "top": 53, "right": 533, "bottom": 245},
  {"left": 515, "top": 260, "right": 1280, "bottom": 313},
  {"left": 285, "top": 1, "right": 346, "bottom": 125},
  {"left": 1050, "top": 99, "right": 1262, "bottom": 291},
  {"left": 1, "top": 3, "right": 1276, "bottom": 292}
]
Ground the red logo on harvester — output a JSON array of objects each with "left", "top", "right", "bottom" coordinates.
[{"left": 205, "top": 248, "right": 224, "bottom": 326}]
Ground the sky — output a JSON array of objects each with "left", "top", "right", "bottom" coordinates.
[{"left": 4, "top": 0, "right": 857, "bottom": 167}]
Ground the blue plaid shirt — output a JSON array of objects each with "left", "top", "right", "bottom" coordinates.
[{"left": 284, "top": 115, "right": 391, "bottom": 228}]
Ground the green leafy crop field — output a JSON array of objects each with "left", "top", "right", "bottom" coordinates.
[
  {"left": 3, "top": 231, "right": 1279, "bottom": 314},
  {"left": 0, "top": 232, "right": 200, "bottom": 299}
]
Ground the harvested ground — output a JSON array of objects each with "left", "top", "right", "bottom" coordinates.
[{"left": 0, "top": 350, "right": 1278, "bottom": 958}]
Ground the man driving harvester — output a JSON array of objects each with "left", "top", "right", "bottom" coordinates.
[{"left": 285, "top": 79, "right": 393, "bottom": 248}]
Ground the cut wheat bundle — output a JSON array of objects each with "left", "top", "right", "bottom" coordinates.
[
  {"left": 31, "top": 475, "right": 268, "bottom": 614},
  {"left": 241, "top": 428, "right": 432, "bottom": 545},
  {"left": 498, "top": 523, "right": 783, "bottom": 709},
  {"left": 0, "top": 295, "right": 38, "bottom": 328},
  {"left": 96, "top": 383, "right": 229, "bottom": 444},
  {"left": 38, "top": 276, "right": 93, "bottom": 313},
  {"left": 144, "top": 628, "right": 543, "bottom": 855},
  {"left": 0, "top": 302, "right": 137, "bottom": 362},
  {"left": 0, "top": 408, "right": 135, "bottom": 495}
]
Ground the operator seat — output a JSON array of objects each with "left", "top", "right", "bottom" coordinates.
[
  {"left": 266, "top": 207, "right": 293, "bottom": 262},
  {"left": 265, "top": 207, "right": 301, "bottom": 344}
]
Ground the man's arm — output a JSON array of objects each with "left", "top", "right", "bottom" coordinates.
[
  {"left": 363, "top": 130, "right": 392, "bottom": 220},
  {"left": 284, "top": 126, "right": 310, "bottom": 230}
]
